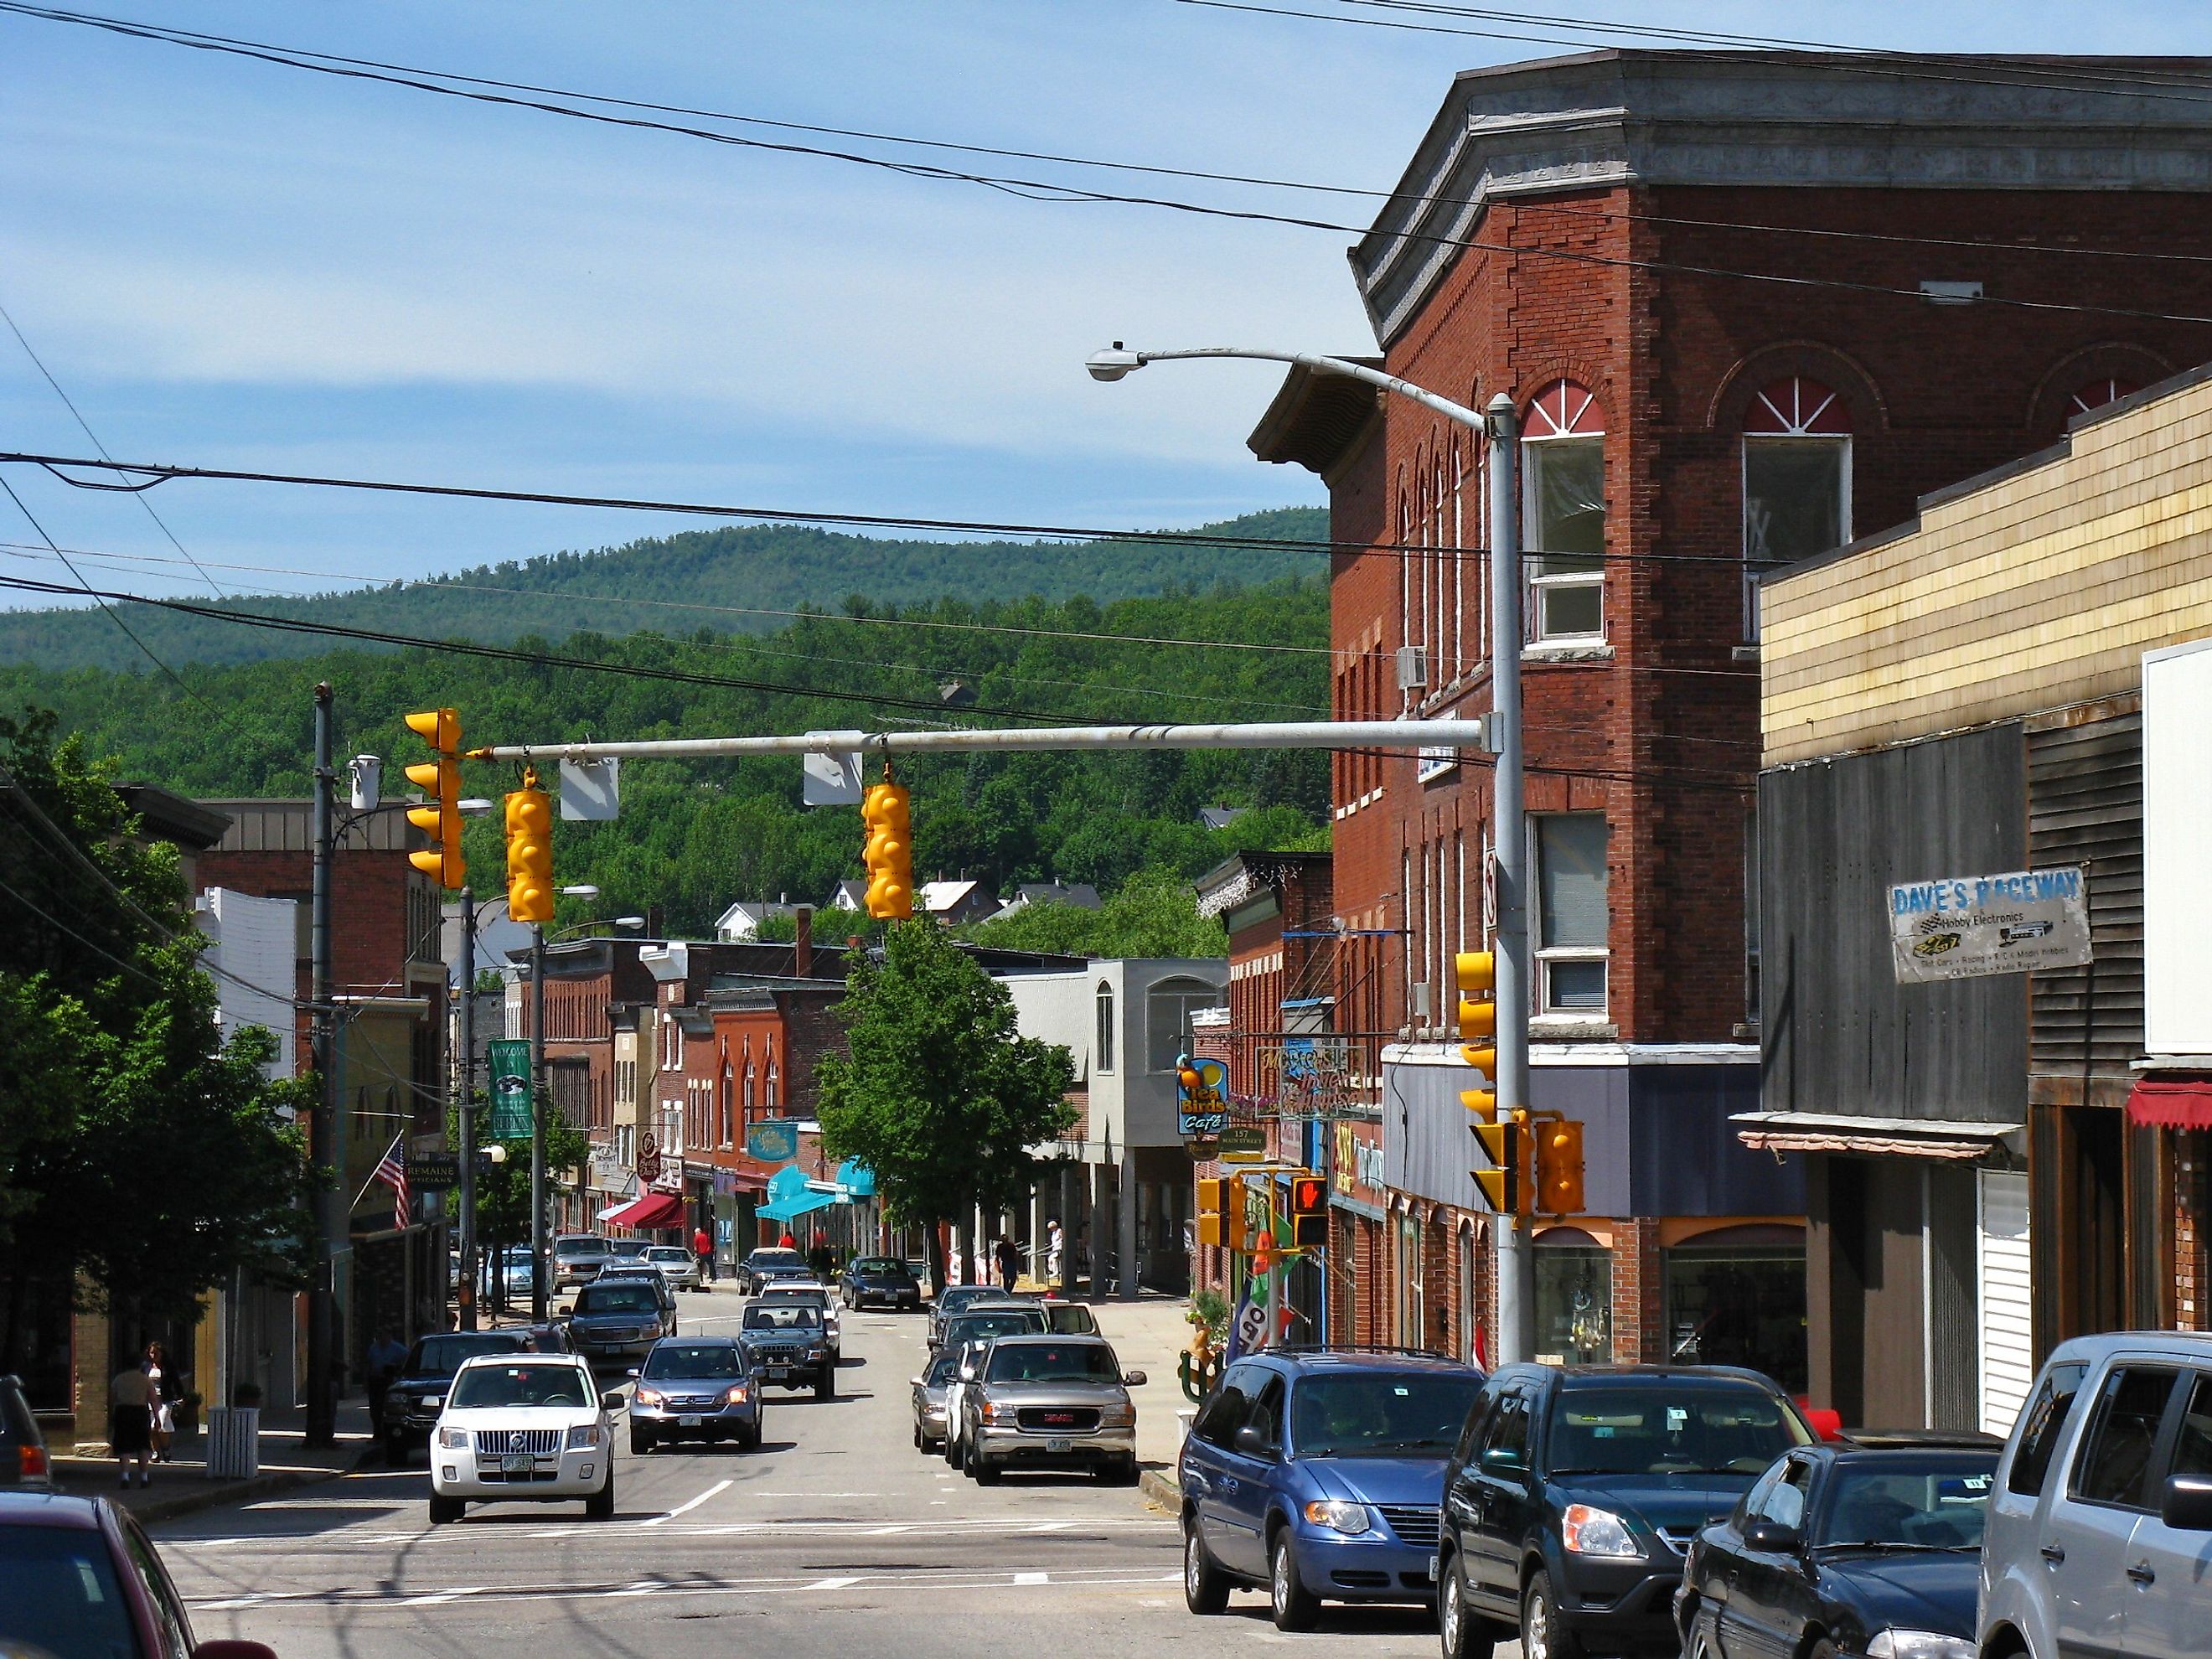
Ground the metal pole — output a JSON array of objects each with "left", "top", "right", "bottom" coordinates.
[
  {"left": 1486, "top": 392, "right": 1536, "bottom": 1367},
  {"left": 457, "top": 886, "right": 478, "bottom": 1331},
  {"left": 305, "top": 683, "right": 338, "bottom": 1448},
  {"left": 530, "top": 922, "right": 548, "bottom": 1323}
]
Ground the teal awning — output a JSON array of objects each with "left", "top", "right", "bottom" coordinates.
[{"left": 757, "top": 1190, "right": 836, "bottom": 1222}]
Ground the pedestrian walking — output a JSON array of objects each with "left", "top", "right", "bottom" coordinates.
[
  {"left": 1046, "top": 1217, "right": 1064, "bottom": 1289},
  {"left": 693, "top": 1223, "right": 716, "bottom": 1283},
  {"left": 142, "top": 1342, "right": 178, "bottom": 1463},
  {"left": 995, "top": 1235, "right": 1021, "bottom": 1290},
  {"left": 109, "top": 1359, "right": 154, "bottom": 1487},
  {"left": 364, "top": 1326, "right": 406, "bottom": 1450}
]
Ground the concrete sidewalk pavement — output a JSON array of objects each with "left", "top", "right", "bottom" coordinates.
[
  {"left": 52, "top": 1398, "right": 373, "bottom": 1523},
  {"left": 1085, "top": 1294, "right": 1202, "bottom": 1479}
]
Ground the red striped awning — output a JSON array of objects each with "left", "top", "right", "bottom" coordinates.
[
  {"left": 603, "top": 1191, "right": 685, "bottom": 1230},
  {"left": 2127, "top": 1078, "right": 2212, "bottom": 1129}
]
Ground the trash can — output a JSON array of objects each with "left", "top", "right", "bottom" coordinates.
[{"left": 205, "top": 1406, "right": 260, "bottom": 1480}]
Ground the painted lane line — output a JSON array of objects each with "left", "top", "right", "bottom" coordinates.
[
  {"left": 643, "top": 1478, "right": 732, "bottom": 1526},
  {"left": 395, "top": 1586, "right": 485, "bottom": 1606},
  {"left": 1013, "top": 1572, "right": 1049, "bottom": 1585}
]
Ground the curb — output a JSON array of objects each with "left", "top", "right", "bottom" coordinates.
[
  {"left": 1139, "top": 1467, "right": 1182, "bottom": 1513},
  {"left": 106, "top": 1447, "right": 370, "bottom": 1526}
]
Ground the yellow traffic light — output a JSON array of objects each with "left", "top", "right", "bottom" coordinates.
[
  {"left": 401, "top": 706, "right": 464, "bottom": 889},
  {"left": 1457, "top": 949, "right": 1498, "bottom": 1115},
  {"left": 1534, "top": 1119, "right": 1586, "bottom": 1216},
  {"left": 861, "top": 780, "right": 913, "bottom": 920},
  {"left": 1472, "top": 1115, "right": 1526, "bottom": 1215},
  {"left": 1196, "top": 1176, "right": 1227, "bottom": 1248},
  {"left": 505, "top": 774, "right": 554, "bottom": 924}
]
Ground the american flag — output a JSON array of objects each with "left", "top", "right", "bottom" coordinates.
[{"left": 373, "top": 1137, "right": 409, "bottom": 1233}]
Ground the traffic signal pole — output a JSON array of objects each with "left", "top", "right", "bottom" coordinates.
[
  {"left": 305, "top": 683, "right": 338, "bottom": 1449},
  {"left": 530, "top": 920, "right": 548, "bottom": 1323},
  {"left": 457, "top": 885, "right": 478, "bottom": 1331}
]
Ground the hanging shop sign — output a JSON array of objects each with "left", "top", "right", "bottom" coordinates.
[
  {"left": 1176, "top": 1055, "right": 1231, "bottom": 1140},
  {"left": 1889, "top": 866, "right": 2092, "bottom": 984}
]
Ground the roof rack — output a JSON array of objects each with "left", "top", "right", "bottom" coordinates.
[{"left": 1266, "top": 1342, "right": 1458, "bottom": 1361}]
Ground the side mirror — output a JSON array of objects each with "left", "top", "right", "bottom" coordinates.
[
  {"left": 2162, "top": 1474, "right": 2212, "bottom": 1532},
  {"left": 1233, "top": 1424, "right": 1275, "bottom": 1459},
  {"left": 195, "top": 1643, "right": 279, "bottom": 1659},
  {"left": 624, "top": 1367, "right": 641, "bottom": 1379},
  {"left": 557, "top": 1305, "right": 573, "bottom": 1317},
  {"left": 600, "top": 1391, "right": 626, "bottom": 1410},
  {"left": 909, "top": 1376, "right": 924, "bottom": 1387},
  {"left": 1481, "top": 1446, "right": 1525, "bottom": 1470},
  {"left": 1124, "top": 1370, "right": 1148, "bottom": 1388},
  {"left": 1742, "top": 1520, "right": 1804, "bottom": 1554}
]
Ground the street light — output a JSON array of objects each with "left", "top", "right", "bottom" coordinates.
[{"left": 1088, "top": 341, "right": 1536, "bottom": 1361}]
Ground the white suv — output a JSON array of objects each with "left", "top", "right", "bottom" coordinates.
[
  {"left": 429, "top": 1353, "right": 621, "bottom": 1523},
  {"left": 1980, "top": 1331, "right": 2212, "bottom": 1659}
]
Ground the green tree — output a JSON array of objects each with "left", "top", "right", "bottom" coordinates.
[
  {"left": 447, "top": 1090, "right": 593, "bottom": 1286},
  {"left": 963, "top": 868, "right": 1229, "bottom": 958},
  {"left": 815, "top": 923, "right": 1077, "bottom": 1289}
]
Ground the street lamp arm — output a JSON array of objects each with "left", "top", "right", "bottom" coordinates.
[{"left": 1088, "top": 345, "right": 1491, "bottom": 434}]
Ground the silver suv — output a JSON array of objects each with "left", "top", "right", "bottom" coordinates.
[{"left": 1981, "top": 1331, "right": 2212, "bottom": 1659}]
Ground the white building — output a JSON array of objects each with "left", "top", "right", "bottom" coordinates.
[{"left": 196, "top": 886, "right": 298, "bottom": 1078}]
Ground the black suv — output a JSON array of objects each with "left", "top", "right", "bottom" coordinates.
[
  {"left": 378, "top": 1329, "right": 542, "bottom": 1463},
  {"left": 0, "top": 1375, "right": 48, "bottom": 1487},
  {"left": 1437, "top": 1365, "right": 1814, "bottom": 1659}
]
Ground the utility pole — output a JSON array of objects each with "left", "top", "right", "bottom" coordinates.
[
  {"left": 530, "top": 921, "right": 548, "bottom": 1323},
  {"left": 305, "top": 683, "right": 338, "bottom": 1448},
  {"left": 456, "top": 886, "right": 478, "bottom": 1331},
  {"left": 1486, "top": 393, "right": 1536, "bottom": 1366}
]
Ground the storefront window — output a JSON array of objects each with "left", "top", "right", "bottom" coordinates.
[
  {"left": 1535, "top": 1232, "right": 1612, "bottom": 1364},
  {"left": 1662, "top": 1226, "right": 1807, "bottom": 1395}
]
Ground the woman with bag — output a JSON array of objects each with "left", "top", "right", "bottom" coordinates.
[{"left": 144, "top": 1341, "right": 178, "bottom": 1463}]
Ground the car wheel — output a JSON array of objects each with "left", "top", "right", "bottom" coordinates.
[
  {"left": 427, "top": 1495, "right": 463, "bottom": 1525},
  {"left": 1439, "top": 1553, "right": 1496, "bottom": 1659},
  {"left": 1804, "top": 1643, "right": 1838, "bottom": 1659},
  {"left": 946, "top": 1432, "right": 964, "bottom": 1470},
  {"left": 1182, "top": 1513, "right": 1230, "bottom": 1614},
  {"left": 972, "top": 1455, "right": 1001, "bottom": 1486},
  {"left": 1269, "top": 1531, "right": 1320, "bottom": 1632},
  {"left": 913, "top": 1423, "right": 923, "bottom": 1450},
  {"left": 586, "top": 1469, "right": 616, "bottom": 1520},
  {"left": 630, "top": 1426, "right": 654, "bottom": 1455},
  {"left": 1522, "top": 1570, "right": 1583, "bottom": 1659}
]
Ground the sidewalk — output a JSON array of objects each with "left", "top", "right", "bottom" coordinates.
[
  {"left": 51, "top": 1398, "right": 373, "bottom": 1523},
  {"left": 1085, "top": 1293, "right": 1201, "bottom": 1493}
]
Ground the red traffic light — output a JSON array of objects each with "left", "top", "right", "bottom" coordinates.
[{"left": 1290, "top": 1176, "right": 1326, "bottom": 1214}]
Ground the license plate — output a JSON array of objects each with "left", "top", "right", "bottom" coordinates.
[
  {"left": 500, "top": 1454, "right": 533, "bottom": 1475},
  {"left": 1046, "top": 1438, "right": 1072, "bottom": 1453},
  {"left": 679, "top": 1414, "right": 702, "bottom": 1427}
]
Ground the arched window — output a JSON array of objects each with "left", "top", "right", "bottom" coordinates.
[
  {"left": 1095, "top": 980, "right": 1115, "bottom": 1074},
  {"left": 1522, "top": 380, "right": 1606, "bottom": 641},
  {"left": 744, "top": 1061, "right": 757, "bottom": 1114},
  {"left": 764, "top": 1061, "right": 779, "bottom": 1113},
  {"left": 2070, "top": 376, "right": 2139, "bottom": 418},
  {"left": 1743, "top": 376, "right": 1852, "bottom": 637},
  {"left": 1145, "top": 975, "right": 1222, "bottom": 1072}
]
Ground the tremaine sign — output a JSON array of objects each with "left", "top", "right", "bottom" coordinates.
[{"left": 1888, "top": 866, "right": 2091, "bottom": 985}]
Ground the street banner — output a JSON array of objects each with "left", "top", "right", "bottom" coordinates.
[
  {"left": 1889, "top": 866, "right": 2092, "bottom": 984},
  {"left": 1224, "top": 1280, "right": 1269, "bottom": 1364},
  {"left": 487, "top": 1040, "right": 534, "bottom": 1138}
]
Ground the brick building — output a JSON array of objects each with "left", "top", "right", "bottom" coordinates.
[{"left": 1246, "top": 50, "right": 2212, "bottom": 1384}]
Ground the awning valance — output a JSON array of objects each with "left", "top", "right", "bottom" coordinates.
[
  {"left": 1730, "top": 1111, "right": 2014, "bottom": 1161},
  {"left": 602, "top": 1191, "right": 685, "bottom": 1230},
  {"left": 2127, "top": 1078, "right": 2212, "bottom": 1129}
]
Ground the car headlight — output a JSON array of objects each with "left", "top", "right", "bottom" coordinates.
[
  {"left": 808, "top": 1346, "right": 827, "bottom": 1358},
  {"left": 724, "top": 1384, "right": 749, "bottom": 1404},
  {"left": 437, "top": 1426, "right": 468, "bottom": 1450},
  {"left": 1304, "top": 1500, "right": 1372, "bottom": 1535},
  {"left": 1561, "top": 1504, "right": 1641, "bottom": 1558},
  {"left": 418, "top": 1395, "right": 444, "bottom": 1410},
  {"left": 1100, "top": 1404, "right": 1136, "bottom": 1429},
  {"left": 633, "top": 1387, "right": 665, "bottom": 1408},
  {"left": 565, "top": 1424, "right": 603, "bottom": 1450},
  {"left": 1867, "top": 1633, "right": 1976, "bottom": 1659}
]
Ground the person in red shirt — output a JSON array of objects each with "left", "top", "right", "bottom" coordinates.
[{"left": 692, "top": 1223, "right": 716, "bottom": 1283}]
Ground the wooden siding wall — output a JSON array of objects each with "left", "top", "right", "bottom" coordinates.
[
  {"left": 1760, "top": 724, "right": 2028, "bottom": 1124},
  {"left": 1762, "top": 370, "right": 2212, "bottom": 767}
]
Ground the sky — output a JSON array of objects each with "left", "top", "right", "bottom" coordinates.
[{"left": 0, "top": 0, "right": 2199, "bottom": 612}]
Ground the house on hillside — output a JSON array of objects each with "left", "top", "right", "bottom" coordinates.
[
  {"left": 715, "top": 899, "right": 801, "bottom": 941},
  {"left": 917, "top": 879, "right": 1000, "bottom": 925},
  {"left": 996, "top": 881, "right": 1102, "bottom": 917}
]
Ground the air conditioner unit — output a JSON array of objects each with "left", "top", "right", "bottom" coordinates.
[{"left": 1395, "top": 644, "right": 1429, "bottom": 691}]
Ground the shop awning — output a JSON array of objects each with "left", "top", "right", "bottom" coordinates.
[
  {"left": 2127, "top": 1078, "right": 2212, "bottom": 1129},
  {"left": 1729, "top": 1111, "right": 2015, "bottom": 1161},
  {"left": 602, "top": 1191, "right": 685, "bottom": 1230},
  {"left": 757, "top": 1190, "right": 836, "bottom": 1222}
]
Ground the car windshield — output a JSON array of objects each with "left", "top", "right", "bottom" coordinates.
[
  {"left": 450, "top": 1363, "right": 593, "bottom": 1408},
  {"left": 575, "top": 1284, "right": 661, "bottom": 1314},
  {"left": 646, "top": 1248, "right": 690, "bottom": 1264},
  {"left": 948, "top": 1312, "right": 1045, "bottom": 1346},
  {"left": 747, "top": 1250, "right": 804, "bottom": 1269},
  {"left": 609, "top": 1240, "right": 649, "bottom": 1256},
  {"left": 411, "top": 1333, "right": 526, "bottom": 1377},
  {"left": 1291, "top": 1372, "right": 1488, "bottom": 1457},
  {"left": 1816, "top": 1455, "right": 1999, "bottom": 1551},
  {"left": 764, "top": 1288, "right": 828, "bottom": 1307},
  {"left": 556, "top": 1237, "right": 610, "bottom": 1257},
  {"left": 938, "top": 1286, "right": 991, "bottom": 1313},
  {"left": 924, "top": 1351, "right": 961, "bottom": 1387},
  {"left": 852, "top": 1258, "right": 906, "bottom": 1276},
  {"left": 643, "top": 1344, "right": 747, "bottom": 1380},
  {"left": 988, "top": 1343, "right": 1121, "bottom": 1383},
  {"left": 0, "top": 1527, "right": 138, "bottom": 1659},
  {"left": 745, "top": 1304, "right": 823, "bottom": 1331},
  {"left": 1548, "top": 1385, "right": 1810, "bottom": 1476}
]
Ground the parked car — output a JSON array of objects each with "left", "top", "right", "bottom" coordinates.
[
  {"left": 1434, "top": 1364, "right": 1814, "bottom": 1659},
  {"left": 428, "top": 1352, "right": 623, "bottom": 1522},
  {"left": 480, "top": 1244, "right": 536, "bottom": 1302},
  {"left": 1179, "top": 1348, "right": 1487, "bottom": 1630},
  {"left": 735, "top": 1247, "right": 808, "bottom": 1295},
  {"left": 0, "top": 1375, "right": 49, "bottom": 1489},
  {"left": 607, "top": 1238, "right": 652, "bottom": 1262},
  {"left": 644, "top": 1244, "right": 703, "bottom": 1292},
  {"left": 753, "top": 1281, "right": 841, "bottom": 1362},
  {"left": 1980, "top": 1331, "right": 2212, "bottom": 1659},
  {"left": 629, "top": 1336, "right": 762, "bottom": 1453},
  {"left": 738, "top": 1300, "right": 835, "bottom": 1399},
  {"left": 1043, "top": 1300, "right": 1099, "bottom": 1336},
  {"left": 378, "top": 1329, "right": 540, "bottom": 1464},
  {"left": 559, "top": 1275, "right": 677, "bottom": 1366},
  {"left": 1677, "top": 1435, "right": 1999, "bottom": 1659},
  {"left": 938, "top": 1304, "right": 1054, "bottom": 1465},
  {"left": 928, "top": 1282, "right": 1000, "bottom": 1346},
  {"left": 843, "top": 1255, "right": 923, "bottom": 1311},
  {"left": 0, "top": 1490, "right": 278, "bottom": 1659},
  {"left": 594, "top": 1264, "right": 680, "bottom": 1313},
  {"left": 912, "top": 1348, "right": 960, "bottom": 1453},
  {"left": 551, "top": 1233, "right": 613, "bottom": 1290},
  {"left": 959, "top": 1334, "right": 1144, "bottom": 1486}
]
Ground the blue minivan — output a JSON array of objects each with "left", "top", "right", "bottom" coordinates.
[{"left": 1180, "top": 1348, "right": 1487, "bottom": 1631}]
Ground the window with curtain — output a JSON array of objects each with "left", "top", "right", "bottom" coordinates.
[
  {"left": 1523, "top": 380, "right": 1606, "bottom": 641},
  {"left": 1743, "top": 377, "right": 1851, "bottom": 637},
  {"left": 1535, "top": 813, "right": 1610, "bottom": 1014}
]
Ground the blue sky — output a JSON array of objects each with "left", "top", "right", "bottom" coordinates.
[{"left": 0, "top": 0, "right": 2194, "bottom": 610}]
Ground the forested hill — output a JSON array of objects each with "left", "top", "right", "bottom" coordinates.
[
  {"left": 2, "top": 580, "right": 1330, "bottom": 939},
  {"left": 0, "top": 507, "right": 1328, "bottom": 672}
]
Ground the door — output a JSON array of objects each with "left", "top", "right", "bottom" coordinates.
[
  {"left": 1212, "top": 1374, "right": 1287, "bottom": 1578},
  {"left": 2116, "top": 1369, "right": 2212, "bottom": 1659},
  {"left": 1719, "top": 1456, "right": 1816, "bottom": 1659},
  {"left": 1184, "top": 1363, "right": 1259, "bottom": 1570},
  {"left": 2047, "top": 1364, "right": 2178, "bottom": 1659},
  {"left": 1465, "top": 1386, "right": 1537, "bottom": 1615}
]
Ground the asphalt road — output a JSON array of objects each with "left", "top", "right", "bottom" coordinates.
[{"left": 157, "top": 1287, "right": 1451, "bottom": 1659}]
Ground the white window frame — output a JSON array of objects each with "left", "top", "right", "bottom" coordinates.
[
  {"left": 1522, "top": 433, "right": 1606, "bottom": 644},
  {"left": 1095, "top": 981, "right": 1115, "bottom": 1075},
  {"left": 1532, "top": 812, "right": 1610, "bottom": 1018}
]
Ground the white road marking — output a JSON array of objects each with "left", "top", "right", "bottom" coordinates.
[
  {"left": 1013, "top": 1572, "right": 1049, "bottom": 1585},
  {"left": 395, "top": 1586, "right": 485, "bottom": 1606},
  {"left": 170, "top": 1513, "right": 1167, "bottom": 1549},
  {"left": 642, "top": 1478, "right": 732, "bottom": 1526}
]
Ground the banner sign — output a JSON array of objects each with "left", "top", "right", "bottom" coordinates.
[
  {"left": 1889, "top": 866, "right": 2093, "bottom": 984},
  {"left": 1224, "top": 1281, "right": 1269, "bottom": 1364},
  {"left": 1176, "top": 1056, "right": 1231, "bottom": 1140},
  {"left": 746, "top": 1119, "right": 801, "bottom": 1163},
  {"left": 486, "top": 1040, "right": 535, "bottom": 1139}
]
